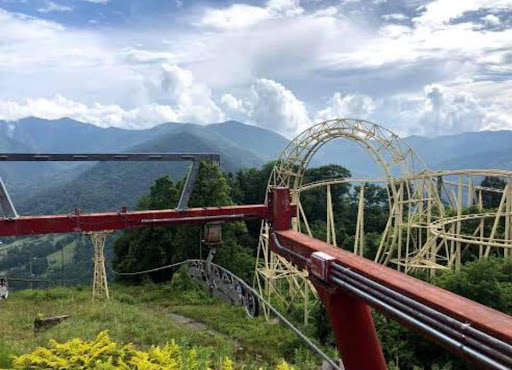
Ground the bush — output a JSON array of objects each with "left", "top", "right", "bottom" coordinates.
[{"left": 13, "top": 331, "right": 295, "bottom": 369}]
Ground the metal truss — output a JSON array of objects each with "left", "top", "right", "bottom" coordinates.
[
  {"left": 255, "top": 119, "right": 512, "bottom": 325},
  {"left": 0, "top": 152, "right": 220, "bottom": 300},
  {"left": 254, "top": 118, "right": 434, "bottom": 323}
]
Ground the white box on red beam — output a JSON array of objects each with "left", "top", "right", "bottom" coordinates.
[{"left": 309, "top": 251, "right": 335, "bottom": 281}]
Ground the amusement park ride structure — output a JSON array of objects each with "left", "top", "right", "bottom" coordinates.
[
  {"left": 255, "top": 119, "right": 512, "bottom": 324},
  {"left": 0, "top": 119, "right": 511, "bottom": 369}
]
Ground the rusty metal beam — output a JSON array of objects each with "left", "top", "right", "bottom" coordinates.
[{"left": 0, "top": 204, "right": 274, "bottom": 237}]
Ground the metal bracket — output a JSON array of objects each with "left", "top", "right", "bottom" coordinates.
[
  {"left": 177, "top": 159, "right": 200, "bottom": 210},
  {"left": 0, "top": 177, "right": 17, "bottom": 219}
]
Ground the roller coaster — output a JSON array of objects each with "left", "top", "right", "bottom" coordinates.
[
  {"left": 0, "top": 119, "right": 511, "bottom": 370},
  {"left": 255, "top": 119, "right": 512, "bottom": 325}
]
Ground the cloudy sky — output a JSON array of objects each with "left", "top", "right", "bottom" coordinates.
[{"left": 0, "top": 0, "right": 511, "bottom": 137}]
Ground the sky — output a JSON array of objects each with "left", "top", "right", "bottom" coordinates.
[{"left": 0, "top": 0, "right": 511, "bottom": 138}]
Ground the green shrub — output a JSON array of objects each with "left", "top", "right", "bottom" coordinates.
[{"left": 13, "top": 331, "right": 295, "bottom": 370}]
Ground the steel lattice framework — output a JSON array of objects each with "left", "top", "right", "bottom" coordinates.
[{"left": 254, "top": 119, "right": 512, "bottom": 324}]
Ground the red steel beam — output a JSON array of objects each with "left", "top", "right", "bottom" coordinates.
[
  {"left": 272, "top": 229, "right": 512, "bottom": 347},
  {"left": 0, "top": 204, "right": 279, "bottom": 237}
]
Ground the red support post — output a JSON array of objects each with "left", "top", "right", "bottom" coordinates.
[
  {"left": 270, "top": 187, "right": 292, "bottom": 231},
  {"left": 269, "top": 187, "right": 386, "bottom": 369},
  {"left": 314, "top": 283, "right": 387, "bottom": 370}
]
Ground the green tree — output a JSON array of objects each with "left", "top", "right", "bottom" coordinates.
[
  {"left": 113, "top": 176, "right": 180, "bottom": 283},
  {"left": 433, "top": 257, "right": 512, "bottom": 314},
  {"left": 113, "top": 162, "right": 255, "bottom": 283},
  {"left": 481, "top": 176, "right": 506, "bottom": 208}
]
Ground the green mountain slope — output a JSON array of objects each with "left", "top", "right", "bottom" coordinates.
[
  {"left": 16, "top": 125, "right": 266, "bottom": 214},
  {"left": 208, "top": 120, "right": 289, "bottom": 162}
]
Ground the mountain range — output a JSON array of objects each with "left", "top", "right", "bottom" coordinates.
[{"left": 1, "top": 117, "right": 512, "bottom": 215}]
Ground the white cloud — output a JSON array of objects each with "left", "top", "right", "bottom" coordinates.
[
  {"left": 385, "top": 84, "right": 512, "bottom": 136},
  {"left": 482, "top": 14, "right": 501, "bottom": 25},
  {"left": 120, "top": 48, "right": 177, "bottom": 64},
  {"left": 159, "top": 64, "right": 224, "bottom": 123},
  {"left": 37, "top": 1, "right": 73, "bottom": 13},
  {"left": 223, "top": 79, "right": 311, "bottom": 136},
  {"left": 248, "top": 79, "right": 310, "bottom": 135},
  {"left": 0, "top": 95, "right": 178, "bottom": 129},
  {"left": 418, "top": 85, "right": 485, "bottom": 135},
  {"left": 0, "top": 64, "right": 224, "bottom": 128},
  {"left": 483, "top": 107, "right": 512, "bottom": 130},
  {"left": 221, "top": 93, "right": 245, "bottom": 112},
  {"left": 267, "top": 0, "right": 304, "bottom": 17},
  {"left": 413, "top": 0, "right": 512, "bottom": 29},
  {"left": 0, "top": 1, "right": 511, "bottom": 138},
  {"left": 198, "top": 0, "right": 304, "bottom": 29},
  {"left": 199, "top": 4, "right": 270, "bottom": 30},
  {"left": 0, "top": 8, "right": 64, "bottom": 43},
  {"left": 382, "top": 13, "right": 408, "bottom": 21},
  {"left": 316, "top": 93, "right": 376, "bottom": 122}
]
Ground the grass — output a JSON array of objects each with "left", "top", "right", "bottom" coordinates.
[
  {"left": 46, "top": 240, "right": 77, "bottom": 269},
  {"left": 0, "top": 270, "right": 328, "bottom": 369}
]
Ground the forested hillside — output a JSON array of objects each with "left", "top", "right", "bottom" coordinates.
[{"left": 4, "top": 117, "right": 512, "bottom": 214}]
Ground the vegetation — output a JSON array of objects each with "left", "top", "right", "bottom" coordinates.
[
  {"left": 481, "top": 176, "right": 506, "bottom": 208},
  {"left": 3, "top": 162, "right": 512, "bottom": 369},
  {"left": 13, "top": 331, "right": 221, "bottom": 369},
  {"left": 13, "top": 330, "right": 292, "bottom": 370},
  {"left": 113, "top": 162, "right": 255, "bottom": 283},
  {"left": 0, "top": 272, "right": 321, "bottom": 369}
]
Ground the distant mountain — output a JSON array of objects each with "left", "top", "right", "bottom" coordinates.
[
  {"left": 0, "top": 119, "right": 287, "bottom": 214},
  {"left": 406, "top": 131, "right": 512, "bottom": 170},
  {"left": 208, "top": 120, "right": 288, "bottom": 162},
  {"left": 313, "top": 130, "right": 512, "bottom": 178},
  {"left": 2, "top": 116, "right": 512, "bottom": 215},
  {"left": 0, "top": 117, "right": 146, "bottom": 152}
]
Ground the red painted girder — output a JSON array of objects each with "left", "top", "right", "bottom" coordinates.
[
  {"left": 314, "top": 283, "right": 387, "bottom": 370},
  {"left": 0, "top": 204, "right": 276, "bottom": 237},
  {"left": 274, "top": 229, "right": 512, "bottom": 345}
]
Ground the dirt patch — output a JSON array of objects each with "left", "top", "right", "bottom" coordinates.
[{"left": 169, "top": 313, "right": 223, "bottom": 336}]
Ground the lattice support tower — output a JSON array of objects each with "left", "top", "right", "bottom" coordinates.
[{"left": 87, "top": 230, "right": 112, "bottom": 300}]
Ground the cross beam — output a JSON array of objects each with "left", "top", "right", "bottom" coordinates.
[
  {"left": 0, "top": 204, "right": 271, "bottom": 236},
  {"left": 0, "top": 153, "right": 220, "bottom": 162}
]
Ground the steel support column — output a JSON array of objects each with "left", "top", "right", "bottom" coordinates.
[
  {"left": 314, "top": 283, "right": 386, "bottom": 370},
  {"left": 268, "top": 187, "right": 385, "bottom": 369}
]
